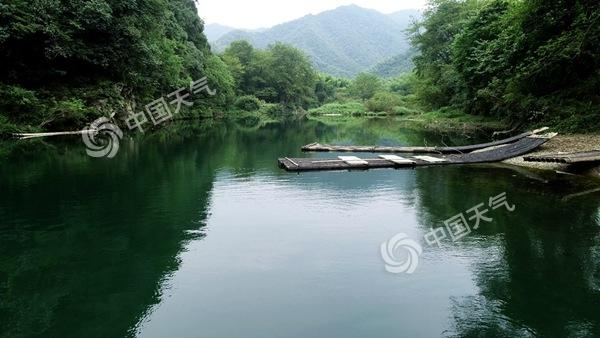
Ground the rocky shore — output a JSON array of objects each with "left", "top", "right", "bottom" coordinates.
[{"left": 504, "top": 135, "right": 600, "bottom": 178}]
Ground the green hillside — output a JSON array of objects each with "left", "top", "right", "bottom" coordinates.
[
  {"left": 213, "top": 6, "right": 421, "bottom": 78},
  {"left": 370, "top": 48, "right": 418, "bottom": 78}
]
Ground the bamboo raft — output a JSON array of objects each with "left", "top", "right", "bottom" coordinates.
[
  {"left": 524, "top": 150, "right": 600, "bottom": 164},
  {"left": 279, "top": 133, "right": 557, "bottom": 172},
  {"left": 301, "top": 127, "right": 549, "bottom": 154}
]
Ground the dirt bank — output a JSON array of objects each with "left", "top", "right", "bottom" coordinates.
[{"left": 503, "top": 135, "right": 600, "bottom": 178}]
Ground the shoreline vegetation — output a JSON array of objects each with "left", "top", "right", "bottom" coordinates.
[
  {"left": 1, "top": 0, "right": 598, "bottom": 178},
  {"left": 1, "top": 0, "right": 598, "bottom": 137}
]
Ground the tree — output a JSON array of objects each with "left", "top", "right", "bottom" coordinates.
[
  {"left": 410, "top": 0, "right": 600, "bottom": 129},
  {"left": 409, "top": 0, "right": 479, "bottom": 108},
  {"left": 315, "top": 74, "right": 337, "bottom": 104},
  {"left": 366, "top": 91, "right": 402, "bottom": 112},
  {"left": 0, "top": 0, "right": 236, "bottom": 130},
  {"left": 263, "top": 43, "right": 316, "bottom": 107},
  {"left": 201, "top": 55, "right": 236, "bottom": 108},
  {"left": 349, "top": 73, "right": 382, "bottom": 100},
  {"left": 223, "top": 40, "right": 255, "bottom": 66},
  {"left": 221, "top": 41, "right": 318, "bottom": 108}
]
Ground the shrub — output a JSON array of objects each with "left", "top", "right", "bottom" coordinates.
[
  {"left": 234, "top": 95, "right": 261, "bottom": 111},
  {"left": 308, "top": 101, "right": 366, "bottom": 114},
  {"left": 365, "top": 92, "right": 402, "bottom": 112},
  {"left": 0, "top": 85, "right": 43, "bottom": 122},
  {"left": 264, "top": 103, "right": 286, "bottom": 116},
  {"left": 392, "top": 106, "right": 417, "bottom": 115},
  {"left": 0, "top": 115, "right": 20, "bottom": 135}
]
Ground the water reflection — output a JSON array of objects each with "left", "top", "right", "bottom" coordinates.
[
  {"left": 0, "top": 118, "right": 599, "bottom": 337},
  {"left": 0, "top": 118, "right": 341, "bottom": 337},
  {"left": 0, "top": 134, "right": 218, "bottom": 337},
  {"left": 413, "top": 166, "right": 600, "bottom": 337}
]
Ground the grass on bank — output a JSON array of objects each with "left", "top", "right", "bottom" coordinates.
[
  {"left": 308, "top": 99, "right": 506, "bottom": 131},
  {"left": 308, "top": 101, "right": 366, "bottom": 114}
]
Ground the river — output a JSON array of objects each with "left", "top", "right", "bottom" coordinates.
[{"left": 1, "top": 117, "right": 600, "bottom": 337}]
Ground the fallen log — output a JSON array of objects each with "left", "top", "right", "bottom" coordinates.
[{"left": 13, "top": 130, "right": 97, "bottom": 140}]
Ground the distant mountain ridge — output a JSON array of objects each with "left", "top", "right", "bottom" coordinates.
[
  {"left": 211, "top": 5, "right": 421, "bottom": 78},
  {"left": 204, "top": 23, "right": 236, "bottom": 41},
  {"left": 204, "top": 24, "right": 268, "bottom": 42}
]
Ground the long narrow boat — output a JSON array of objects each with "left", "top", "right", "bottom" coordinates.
[
  {"left": 301, "top": 127, "right": 549, "bottom": 154},
  {"left": 279, "top": 133, "right": 557, "bottom": 172}
]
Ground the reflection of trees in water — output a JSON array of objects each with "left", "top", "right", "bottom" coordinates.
[
  {"left": 0, "top": 133, "right": 218, "bottom": 337},
  {"left": 4, "top": 118, "right": 597, "bottom": 337},
  {"left": 308, "top": 116, "right": 489, "bottom": 147},
  {"left": 414, "top": 166, "right": 600, "bottom": 337},
  {"left": 0, "top": 119, "right": 346, "bottom": 337}
]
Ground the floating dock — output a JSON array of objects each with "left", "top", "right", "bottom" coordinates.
[
  {"left": 524, "top": 150, "right": 600, "bottom": 164},
  {"left": 301, "top": 127, "right": 549, "bottom": 154},
  {"left": 279, "top": 133, "right": 556, "bottom": 172}
]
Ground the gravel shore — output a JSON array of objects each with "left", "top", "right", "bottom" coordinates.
[{"left": 503, "top": 135, "right": 600, "bottom": 178}]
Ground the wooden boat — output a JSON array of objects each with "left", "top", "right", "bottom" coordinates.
[
  {"left": 279, "top": 133, "right": 557, "bottom": 172},
  {"left": 301, "top": 127, "right": 549, "bottom": 154}
]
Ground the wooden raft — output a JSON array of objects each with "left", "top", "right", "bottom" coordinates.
[
  {"left": 301, "top": 127, "right": 549, "bottom": 154},
  {"left": 279, "top": 133, "right": 556, "bottom": 172},
  {"left": 524, "top": 150, "right": 600, "bottom": 164}
]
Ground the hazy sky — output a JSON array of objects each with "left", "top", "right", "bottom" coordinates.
[{"left": 197, "top": 0, "right": 427, "bottom": 29}]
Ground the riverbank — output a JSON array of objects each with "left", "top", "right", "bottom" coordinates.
[
  {"left": 308, "top": 108, "right": 507, "bottom": 133},
  {"left": 396, "top": 110, "right": 506, "bottom": 133},
  {"left": 504, "top": 135, "right": 600, "bottom": 179}
]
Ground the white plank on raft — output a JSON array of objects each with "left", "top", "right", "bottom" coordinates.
[
  {"left": 378, "top": 155, "right": 416, "bottom": 164},
  {"left": 413, "top": 155, "right": 448, "bottom": 163},
  {"left": 338, "top": 156, "right": 369, "bottom": 165}
]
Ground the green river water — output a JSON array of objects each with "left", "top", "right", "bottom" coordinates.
[{"left": 1, "top": 117, "right": 600, "bottom": 337}]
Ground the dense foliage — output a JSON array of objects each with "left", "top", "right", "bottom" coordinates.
[
  {"left": 0, "top": 0, "right": 335, "bottom": 133},
  {"left": 411, "top": 0, "right": 600, "bottom": 130},
  {"left": 2, "top": 0, "right": 597, "bottom": 134},
  {"left": 222, "top": 41, "right": 319, "bottom": 109},
  {"left": 234, "top": 95, "right": 261, "bottom": 111},
  {"left": 0, "top": 0, "right": 234, "bottom": 132},
  {"left": 349, "top": 73, "right": 383, "bottom": 101}
]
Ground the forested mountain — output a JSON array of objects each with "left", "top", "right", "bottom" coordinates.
[
  {"left": 370, "top": 48, "right": 418, "bottom": 78},
  {"left": 204, "top": 23, "right": 236, "bottom": 41},
  {"left": 213, "top": 5, "right": 421, "bottom": 77}
]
